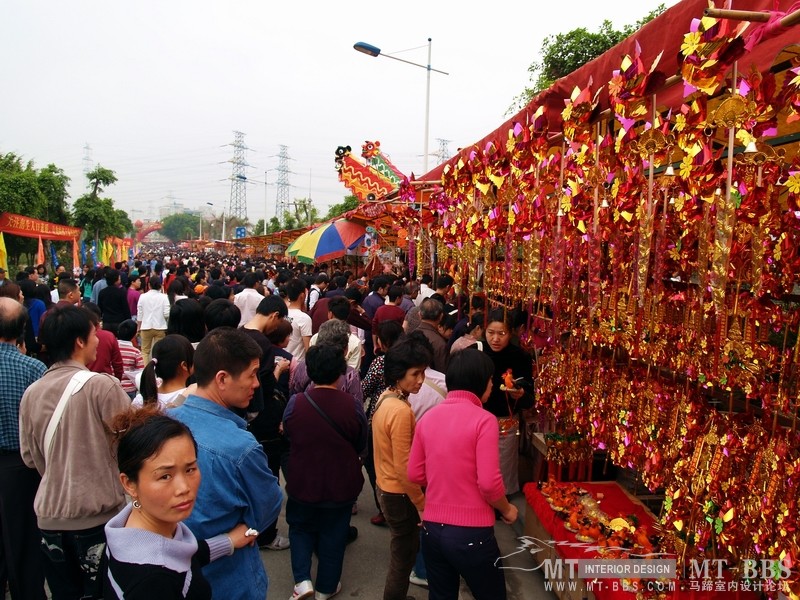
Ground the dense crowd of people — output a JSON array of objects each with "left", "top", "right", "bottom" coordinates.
[{"left": 0, "top": 251, "right": 534, "bottom": 600}]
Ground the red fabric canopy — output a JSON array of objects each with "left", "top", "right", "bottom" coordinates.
[{"left": 420, "top": 0, "right": 800, "bottom": 183}]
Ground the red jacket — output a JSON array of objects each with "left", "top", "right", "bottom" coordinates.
[{"left": 87, "top": 328, "right": 124, "bottom": 381}]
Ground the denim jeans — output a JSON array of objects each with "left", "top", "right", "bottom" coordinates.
[
  {"left": 421, "top": 522, "right": 506, "bottom": 600},
  {"left": 413, "top": 528, "right": 427, "bottom": 579},
  {"left": 39, "top": 524, "right": 107, "bottom": 600},
  {"left": 285, "top": 497, "right": 351, "bottom": 596},
  {"left": 377, "top": 489, "right": 420, "bottom": 600}
]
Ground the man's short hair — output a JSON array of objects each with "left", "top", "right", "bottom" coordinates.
[
  {"left": 343, "top": 287, "right": 362, "bottom": 304},
  {"left": 204, "top": 299, "right": 241, "bottom": 331},
  {"left": 420, "top": 298, "right": 444, "bottom": 321},
  {"left": 371, "top": 276, "right": 390, "bottom": 292},
  {"left": 388, "top": 285, "right": 404, "bottom": 303},
  {"left": 242, "top": 272, "right": 259, "bottom": 288},
  {"left": 306, "top": 343, "right": 347, "bottom": 386},
  {"left": 105, "top": 269, "right": 120, "bottom": 286},
  {"left": 256, "top": 295, "right": 288, "bottom": 318},
  {"left": 314, "top": 273, "right": 329, "bottom": 285},
  {"left": 404, "top": 281, "right": 420, "bottom": 296},
  {"left": 193, "top": 327, "right": 263, "bottom": 387},
  {"left": 39, "top": 305, "right": 94, "bottom": 363},
  {"left": 56, "top": 277, "right": 79, "bottom": 299},
  {"left": 327, "top": 296, "right": 351, "bottom": 321},
  {"left": 0, "top": 297, "right": 27, "bottom": 341},
  {"left": 420, "top": 274, "right": 433, "bottom": 286},
  {"left": 471, "top": 295, "right": 486, "bottom": 311},
  {"left": 116, "top": 319, "right": 138, "bottom": 342},
  {"left": 204, "top": 282, "right": 229, "bottom": 300},
  {"left": 285, "top": 278, "right": 307, "bottom": 302},
  {"left": 435, "top": 275, "right": 454, "bottom": 290}
]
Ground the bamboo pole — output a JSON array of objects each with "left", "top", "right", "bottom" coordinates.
[{"left": 703, "top": 8, "right": 770, "bottom": 22}]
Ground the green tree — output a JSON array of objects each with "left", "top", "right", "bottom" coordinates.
[
  {"left": 85, "top": 165, "right": 117, "bottom": 197},
  {"left": 292, "top": 198, "right": 319, "bottom": 227},
  {"left": 509, "top": 4, "right": 666, "bottom": 113},
  {"left": 253, "top": 219, "right": 266, "bottom": 236},
  {"left": 71, "top": 165, "right": 127, "bottom": 253},
  {"left": 114, "top": 209, "right": 134, "bottom": 237},
  {"left": 72, "top": 197, "right": 119, "bottom": 244},
  {"left": 266, "top": 216, "right": 282, "bottom": 233},
  {"left": 160, "top": 212, "right": 200, "bottom": 242},
  {"left": 324, "top": 195, "right": 359, "bottom": 221},
  {"left": 0, "top": 153, "right": 70, "bottom": 266},
  {"left": 37, "top": 164, "right": 71, "bottom": 224}
]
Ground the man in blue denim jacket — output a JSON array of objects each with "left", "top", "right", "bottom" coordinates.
[{"left": 171, "top": 327, "right": 283, "bottom": 600}]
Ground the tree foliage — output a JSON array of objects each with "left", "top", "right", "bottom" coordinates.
[
  {"left": 85, "top": 166, "right": 118, "bottom": 197},
  {"left": 509, "top": 4, "right": 666, "bottom": 113},
  {"left": 160, "top": 212, "right": 200, "bottom": 242},
  {"left": 324, "top": 195, "right": 359, "bottom": 221},
  {"left": 292, "top": 198, "right": 319, "bottom": 227},
  {"left": 71, "top": 165, "right": 131, "bottom": 244},
  {"left": 0, "top": 152, "right": 72, "bottom": 265}
]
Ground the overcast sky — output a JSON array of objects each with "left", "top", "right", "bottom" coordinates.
[{"left": 2, "top": 0, "right": 677, "bottom": 227}]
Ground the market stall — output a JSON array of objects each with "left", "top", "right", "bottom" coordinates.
[{"left": 412, "top": 0, "right": 800, "bottom": 596}]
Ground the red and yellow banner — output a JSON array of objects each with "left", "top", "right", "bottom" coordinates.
[{"left": 0, "top": 212, "right": 82, "bottom": 241}]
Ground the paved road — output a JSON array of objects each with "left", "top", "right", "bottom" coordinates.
[{"left": 260, "top": 478, "right": 556, "bottom": 600}]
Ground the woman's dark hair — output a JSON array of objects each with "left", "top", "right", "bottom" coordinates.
[
  {"left": 18, "top": 279, "right": 38, "bottom": 308},
  {"left": 446, "top": 348, "right": 495, "bottom": 397},
  {"left": 486, "top": 307, "right": 514, "bottom": 331},
  {"left": 167, "top": 279, "right": 185, "bottom": 306},
  {"left": 39, "top": 305, "right": 93, "bottom": 363},
  {"left": 203, "top": 298, "right": 240, "bottom": 331},
  {"left": 376, "top": 320, "right": 403, "bottom": 351},
  {"left": 439, "top": 313, "right": 458, "bottom": 332},
  {"left": 465, "top": 311, "right": 485, "bottom": 334},
  {"left": 111, "top": 405, "right": 197, "bottom": 483},
  {"left": 306, "top": 343, "right": 347, "bottom": 386},
  {"left": 193, "top": 327, "right": 262, "bottom": 387},
  {"left": 384, "top": 331, "right": 433, "bottom": 387},
  {"left": 167, "top": 298, "right": 205, "bottom": 343},
  {"left": 266, "top": 318, "right": 293, "bottom": 346},
  {"left": 140, "top": 335, "right": 195, "bottom": 405}
]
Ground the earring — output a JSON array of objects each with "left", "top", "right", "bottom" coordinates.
[{"left": 132, "top": 499, "right": 142, "bottom": 509}]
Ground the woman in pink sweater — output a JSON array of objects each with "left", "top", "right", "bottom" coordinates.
[{"left": 408, "top": 348, "right": 518, "bottom": 600}]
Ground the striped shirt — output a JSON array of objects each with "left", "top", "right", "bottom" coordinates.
[
  {"left": 117, "top": 340, "right": 144, "bottom": 394},
  {"left": 0, "top": 342, "right": 46, "bottom": 450}
]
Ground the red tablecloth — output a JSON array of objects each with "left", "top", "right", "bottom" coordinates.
[{"left": 522, "top": 482, "right": 759, "bottom": 600}]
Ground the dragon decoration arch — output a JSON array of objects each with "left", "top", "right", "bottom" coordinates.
[{"left": 334, "top": 141, "right": 405, "bottom": 202}]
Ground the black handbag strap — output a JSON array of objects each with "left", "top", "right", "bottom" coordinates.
[{"left": 303, "top": 392, "right": 349, "bottom": 442}]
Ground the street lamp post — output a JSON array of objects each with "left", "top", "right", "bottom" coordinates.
[
  {"left": 354, "top": 39, "right": 448, "bottom": 277},
  {"left": 353, "top": 39, "right": 448, "bottom": 173}
]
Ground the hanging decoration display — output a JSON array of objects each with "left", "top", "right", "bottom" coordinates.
[{"left": 415, "top": 2, "right": 800, "bottom": 594}]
